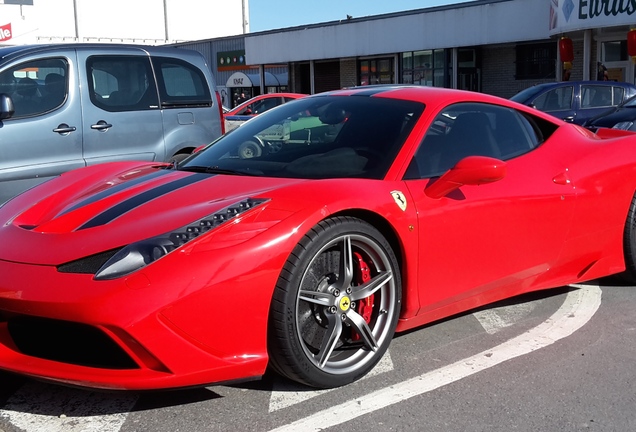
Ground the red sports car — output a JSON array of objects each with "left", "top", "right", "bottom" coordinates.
[
  {"left": 0, "top": 86, "right": 635, "bottom": 390},
  {"left": 224, "top": 92, "right": 306, "bottom": 132}
]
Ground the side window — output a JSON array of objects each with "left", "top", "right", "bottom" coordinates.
[
  {"left": 581, "top": 85, "right": 613, "bottom": 108},
  {"left": 405, "top": 103, "right": 547, "bottom": 180},
  {"left": 87, "top": 55, "right": 158, "bottom": 112},
  {"left": 533, "top": 87, "right": 573, "bottom": 111},
  {"left": 613, "top": 87, "right": 626, "bottom": 105},
  {"left": 249, "top": 97, "right": 280, "bottom": 115},
  {"left": 0, "top": 57, "right": 68, "bottom": 118},
  {"left": 152, "top": 57, "right": 212, "bottom": 108},
  {"left": 236, "top": 101, "right": 255, "bottom": 115}
]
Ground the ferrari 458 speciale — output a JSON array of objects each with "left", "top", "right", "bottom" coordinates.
[{"left": 1, "top": 85, "right": 636, "bottom": 390}]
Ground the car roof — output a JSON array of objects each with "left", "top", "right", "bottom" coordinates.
[
  {"left": 511, "top": 80, "right": 636, "bottom": 103},
  {"left": 227, "top": 92, "right": 306, "bottom": 115},
  {"left": 0, "top": 43, "right": 200, "bottom": 67}
]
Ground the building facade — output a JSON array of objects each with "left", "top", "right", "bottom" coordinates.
[
  {"left": 196, "top": 0, "right": 635, "bottom": 100},
  {"left": 2, "top": 0, "right": 633, "bottom": 102},
  {"left": 0, "top": 0, "right": 248, "bottom": 45}
]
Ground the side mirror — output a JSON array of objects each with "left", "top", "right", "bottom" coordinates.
[
  {"left": 0, "top": 93, "right": 14, "bottom": 120},
  {"left": 425, "top": 156, "right": 507, "bottom": 199}
]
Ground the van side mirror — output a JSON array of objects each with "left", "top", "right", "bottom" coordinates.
[{"left": 0, "top": 93, "right": 15, "bottom": 120}]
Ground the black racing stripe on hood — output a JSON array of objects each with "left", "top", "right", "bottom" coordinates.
[
  {"left": 62, "top": 169, "right": 173, "bottom": 216},
  {"left": 78, "top": 173, "right": 210, "bottom": 230}
]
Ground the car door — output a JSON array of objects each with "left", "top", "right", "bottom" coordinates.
[
  {"left": 76, "top": 48, "right": 165, "bottom": 165},
  {"left": 576, "top": 84, "right": 624, "bottom": 125},
  {"left": 403, "top": 102, "right": 577, "bottom": 310},
  {"left": 0, "top": 51, "right": 84, "bottom": 204},
  {"left": 531, "top": 84, "right": 576, "bottom": 123}
]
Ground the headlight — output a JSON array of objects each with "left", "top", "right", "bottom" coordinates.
[
  {"left": 94, "top": 198, "right": 268, "bottom": 280},
  {"left": 613, "top": 121, "right": 634, "bottom": 130}
]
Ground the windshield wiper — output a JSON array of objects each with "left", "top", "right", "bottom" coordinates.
[{"left": 179, "top": 166, "right": 258, "bottom": 176}]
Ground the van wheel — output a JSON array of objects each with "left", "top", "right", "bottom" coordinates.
[
  {"left": 238, "top": 139, "right": 263, "bottom": 159},
  {"left": 169, "top": 153, "right": 191, "bottom": 165}
]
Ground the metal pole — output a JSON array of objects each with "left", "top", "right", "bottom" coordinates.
[
  {"left": 163, "top": 0, "right": 169, "bottom": 42},
  {"left": 73, "top": 0, "right": 79, "bottom": 41}
]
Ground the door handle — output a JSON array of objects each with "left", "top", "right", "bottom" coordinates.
[
  {"left": 553, "top": 170, "right": 572, "bottom": 185},
  {"left": 563, "top": 116, "right": 575, "bottom": 123},
  {"left": 91, "top": 120, "right": 113, "bottom": 131},
  {"left": 52, "top": 123, "right": 77, "bottom": 134}
]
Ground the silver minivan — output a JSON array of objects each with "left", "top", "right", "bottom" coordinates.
[{"left": 0, "top": 44, "right": 224, "bottom": 204}]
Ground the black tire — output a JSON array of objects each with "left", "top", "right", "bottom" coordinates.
[
  {"left": 268, "top": 216, "right": 401, "bottom": 388},
  {"left": 238, "top": 139, "right": 263, "bottom": 159},
  {"left": 623, "top": 193, "right": 636, "bottom": 282}
]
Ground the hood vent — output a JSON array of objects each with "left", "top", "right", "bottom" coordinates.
[{"left": 57, "top": 248, "right": 122, "bottom": 275}]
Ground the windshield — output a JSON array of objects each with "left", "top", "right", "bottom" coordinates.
[
  {"left": 181, "top": 95, "right": 424, "bottom": 180},
  {"left": 621, "top": 94, "right": 636, "bottom": 108}
]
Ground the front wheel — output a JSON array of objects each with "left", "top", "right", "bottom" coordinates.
[{"left": 268, "top": 216, "right": 401, "bottom": 388}]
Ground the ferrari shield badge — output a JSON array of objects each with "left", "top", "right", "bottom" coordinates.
[{"left": 391, "top": 190, "right": 407, "bottom": 211}]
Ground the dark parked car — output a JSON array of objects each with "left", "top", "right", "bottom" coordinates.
[
  {"left": 585, "top": 94, "right": 636, "bottom": 131},
  {"left": 511, "top": 80, "right": 636, "bottom": 125}
]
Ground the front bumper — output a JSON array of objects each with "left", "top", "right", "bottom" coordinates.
[{"left": 0, "top": 257, "right": 273, "bottom": 390}]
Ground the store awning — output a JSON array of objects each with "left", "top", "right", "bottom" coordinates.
[{"left": 226, "top": 71, "right": 287, "bottom": 88}]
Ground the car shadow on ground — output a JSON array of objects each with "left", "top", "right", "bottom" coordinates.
[{"left": 0, "top": 276, "right": 631, "bottom": 416}]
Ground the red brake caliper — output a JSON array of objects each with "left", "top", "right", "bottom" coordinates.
[{"left": 352, "top": 252, "right": 374, "bottom": 341}]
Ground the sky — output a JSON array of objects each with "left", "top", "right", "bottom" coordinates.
[{"left": 248, "top": 0, "right": 474, "bottom": 32}]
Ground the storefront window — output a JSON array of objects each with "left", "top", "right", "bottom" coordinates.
[
  {"left": 602, "top": 41, "right": 627, "bottom": 62},
  {"left": 359, "top": 58, "right": 394, "bottom": 86},
  {"left": 515, "top": 42, "right": 555, "bottom": 80},
  {"left": 401, "top": 49, "right": 449, "bottom": 87}
]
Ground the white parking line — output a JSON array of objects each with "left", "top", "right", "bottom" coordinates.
[
  {"left": 269, "top": 351, "right": 394, "bottom": 412},
  {"left": 0, "top": 382, "right": 138, "bottom": 432},
  {"left": 473, "top": 301, "right": 539, "bottom": 334},
  {"left": 268, "top": 284, "right": 602, "bottom": 432}
]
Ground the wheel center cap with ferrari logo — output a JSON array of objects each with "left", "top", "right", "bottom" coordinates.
[{"left": 339, "top": 296, "right": 351, "bottom": 312}]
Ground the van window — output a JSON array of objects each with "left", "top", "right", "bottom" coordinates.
[
  {"left": 87, "top": 55, "right": 159, "bottom": 112},
  {"left": 152, "top": 57, "right": 212, "bottom": 108},
  {"left": 0, "top": 58, "right": 68, "bottom": 118}
]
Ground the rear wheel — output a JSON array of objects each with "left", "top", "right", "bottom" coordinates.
[
  {"left": 623, "top": 193, "right": 636, "bottom": 282},
  {"left": 268, "top": 216, "right": 401, "bottom": 388}
]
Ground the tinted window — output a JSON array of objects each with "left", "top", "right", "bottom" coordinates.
[
  {"left": 182, "top": 96, "right": 424, "bottom": 180},
  {"left": 581, "top": 85, "right": 614, "bottom": 108},
  {"left": 405, "top": 103, "right": 545, "bottom": 179},
  {"left": 87, "top": 55, "right": 159, "bottom": 112},
  {"left": 0, "top": 57, "right": 68, "bottom": 118},
  {"left": 152, "top": 57, "right": 211, "bottom": 108},
  {"left": 251, "top": 97, "right": 281, "bottom": 114},
  {"left": 533, "top": 87, "right": 573, "bottom": 111},
  {"left": 613, "top": 87, "right": 626, "bottom": 104}
]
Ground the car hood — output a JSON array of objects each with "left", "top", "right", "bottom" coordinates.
[{"left": 0, "top": 162, "right": 306, "bottom": 265}]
